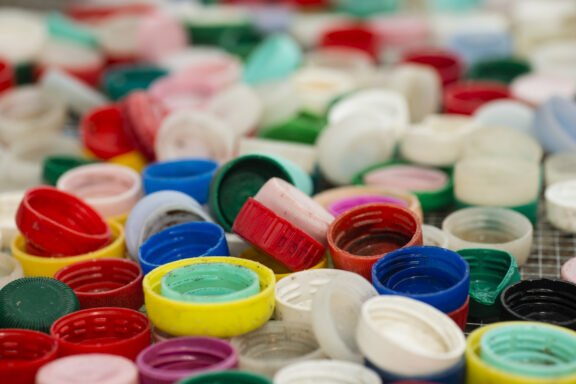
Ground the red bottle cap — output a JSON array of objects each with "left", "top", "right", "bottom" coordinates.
[
  {"left": 81, "top": 104, "right": 137, "bottom": 160},
  {"left": 120, "top": 91, "right": 167, "bottom": 161},
  {"left": 15, "top": 187, "right": 111, "bottom": 257},
  {"left": 0, "top": 59, "right": 14, "bottom": 94},
  {"left": 447, "top": 296, "right": 469, "bottom": 331},
  {"left": 233, "top": 198, "right": 325, "bottom": 272},
  {"left": 402, "top": 48, "right": 463, "bottom": 86},
  {"left": 443, "top": 81, "right": 511, "bottom": 115},
  {"left": 67, "top": 3, "right": 153, "bottom": 23},
  {"left": 0, "top": 329, "right": 58, "bottom": 384},
  {"left": 327, "top": 203, "right": 422, "bottom": 280},
  {"left": 50, "top": 307, "right": 151, "bottom": 360},
  {"left": 54, "top": 258, "right": 144, "bottom": 310},
  {"left": 320, "top": 24, "right": 379, "bottom": 61}
]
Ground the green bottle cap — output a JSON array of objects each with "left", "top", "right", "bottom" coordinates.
[
  {"left": 219, "top": 28, "right": 263, "bottom": 60},
  {"left": 467, "top": 57, "right": 531, "bottom": 84},
  {"left": 42, "top": 155, "right": 96, "bottom": 186},
  {"left": 455, "top": 197, "right": 539, "bottom": 225},
  {"left": 259, "top": 112, "right": 325, "bottom": 145},
  {"left": 458, "top": 248, "right": 521, "bottom": 321},
  {"left": 103, "top": 65, "right": 168, "bottom": 101},
  {"left": 0, "top": 277, "right": 80, "bottom": 333},
  {"left": 243, "top": 33, "right": 302, "bottom": 85},
  {"left": 177, "top": 371, "right": 272, "bottom": 384},
  {"left": 209, "top": 153, "right": 313, "bottom": 232},
  {"left": 47, "top": 12, "right": 98, "bottom": 48}
]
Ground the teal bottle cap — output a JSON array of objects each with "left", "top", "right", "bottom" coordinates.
[
  {"left": 480, "top": 323, "right": 576, "bottom": 378},
  {"left": 0, "top": 277, "right": 79, "bottom": 333},
  {"left": 209, "top": 154, "right": 313, "bottom": 232},
  {"left": 47, "top": 12, "right": 98, "bottom": 48},
  {"left": 103, "top": 65, "right": 168, "bottom": 101},
  {"left": 457, "top": 248, "right": 521, "bottom": 320},
  {"left": 161, "top": 262, "right": 260, "bottom": 303},
  {"left": 243, "top": 33, "right": 302, "bottom": 85}
]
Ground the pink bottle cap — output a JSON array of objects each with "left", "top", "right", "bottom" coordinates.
[
  {"left": 328, "top": 194, "right": 407, "bottom": 217},
  {"left": 36, "top": 353, "right": 138, "bottom": 384},
  {"left": 364, "top": 165, "right": 449, "bottom": 192},
  {"left": 136, "top": 12, "right": 187, "bottom": 63}
]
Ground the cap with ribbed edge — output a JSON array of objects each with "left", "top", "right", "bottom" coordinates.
[
  {"left": 0, "top": 277, "right": 79, "bottom": 333},
  {"left": 209, "top": 153, "right": 313, "bottom": 232}
]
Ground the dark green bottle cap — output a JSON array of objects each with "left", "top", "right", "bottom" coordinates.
[
  {"left": 219, "top": 27, "right": 263, "bottom": 60},
  {"left": 259, "top": 112, "right": 325, "bottom": 145},
  {"left": 42, "top": 155, "right": 96, "bottom": 186},
  {"left": 103, "top": 65, "right": 168, "bottom": 101},
  {"left": 177, "top": 370, "right": 272, "bottom": 384},
  {"left": 467, "top": 57, "right": 531, "bottom": 85},
  {"left": 0, "top": 277, "right": 80, "bottom": 333}
]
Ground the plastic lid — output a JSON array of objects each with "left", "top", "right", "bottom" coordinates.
[
  {"left": 243, "top": 33, "right": 302, "bottom": 85},
  {"left": 143, "top": 159, "right": 219, "bottom": 205},
  {"left": 139, "top": 221, "right": 230, "bottom": 275},
  {"left": 209, "top": 153, "right": 312, "bottom": 232},
  {"left": 161, "top": 263, "right": 260, "bottom": 303},
  {"left": 443, "top": 81, "right": 511, "bottom": 115},
  {"left": 42, "top": 155, "right": 96, "bottom": 186},
  {"left": 259, "top": 112, "right": 324, "bottom": 145},
  {"left": 54, "top": 258, "right": 144, "bottom": 310},
  {"left": 81, "top": 104, "right": 136, "bottom": 160},
  {"left": 136, "top": 337, "right": 237, "bottom": 383},
  {"left": 467, "top": 57, "right": 531, "bottom": 85},
  {"left": 372, "top": 246, "right": 470, "bottom": 314},
  {"left": 458, "top": 248, "right": 520, "bottom": 321},
  {"left": 233, "top": 198, "right": 325, "bottom": 271},
  {"left": 103, "top": 64, "right": 168, "bottom": 100},
  {"left": 500, "top": 279, "right": 576, "bottom": 329},
  {"left": 0, "top": 277, "right": 79, "bottom": 332},
  {"left": 36, "top": 353, "right": 138, "bottom": 384},
  {"left": 177, "top": 370, "right": 272, "bottom": 384}
]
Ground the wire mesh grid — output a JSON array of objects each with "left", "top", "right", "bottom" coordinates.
[{"left": 425, "top": 202, "right": 575, "bottom": 332}]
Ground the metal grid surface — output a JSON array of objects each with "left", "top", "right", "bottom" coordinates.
[{"left": 425, "top": 203, "right": 575, "bottom": 332}]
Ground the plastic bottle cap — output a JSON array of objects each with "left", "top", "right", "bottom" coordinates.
[
  {"left": 500, "top": 279, "right": 576, "bottom": 329},
  {"left": 357, "top": 295, "right": 466, "bottom": 377},
  {"left": 54, "top": 258, "right": 144, "bottom": 310},
  {"left": 327, "top": 203, "right": 423, "bottom": 280},
  {"left": 42, "top": 155, "right": 95, "bottom": 186},
  {"left": 442, "top": 207, "right": 533, "bottom": 267},
  {"left": 243, "top": 33, "right": 302, "bottom": 85},
  {"left": 237, "top": 138, "right": 317, "bottom": 174},
  {"left": 136, "top": 337, "right": 237, "bottom": 384},
  {"left": 233, "top": 198, "right": 325, "bottom": 272},
  {"left": 154, "top": 111, "right": 235, "bottom": 164},
  {"left": 120, "top": 91, "right": 168, "bottom": 161},
  {"left": 372, "top": 245, "right": 470, "bottom": 314},
  {"left": 402, "top": 48, "right": 463, "bottom": 86},
  {"left": 209, "top": 153, "right": 312, "bottom": 232},
  {"left": 546, "top": 180, "right": 576, "bottom": 233},
  {"left": 254, "top": 177, "right": 333, "bottom": 245},
  {"left": 467, "top": 57, "right": 531, "bottom": 84},
  {"left": 81, "top": 104, "right": 136, "bottom": 160},
  {"left": 473, "top": 99, "right": 534, "bottom": 136},
  {"left": 16, "top": 186, "right": 112, "bottom": 257},
  {"left": 422, "top": 224, "right": 449, "bottom": 248},
  {"left": 0, "top": 329, "right": 59, "bottom": 384},
  {"left": 50, "top": 307, "right": 151, "bottom": 360},
  {"left": 230, "top": 320, "right": 324, "bottom": 378},
  {"left": 457, "top": 248, "right": 521, "bottom": 320},
  {"left": 37, "top": 353, "right": 139, "bottom": 384},
  {"left": 0, "top": 277, "right": 79, "bottom": 333},
  {"left": 443, "top": 81, "right": 511, "bottom": 115},
  {"left": 311, "top": 273, "right": 378, "bottom": 362},
  {"left": 206, "top": 84, "right": 262, "bottom": 138},
  {"left": 161, "top": 262, "right": 260, "bottom": 303},
  {"left": 142, "top": 159, "right": 218, "bottom": 205},
  {"left": 57, "top": 163, "right": 142, "bottom": 219},
  {"left": 274, "top": 360, "right": 382, "bottom": 384},
  {"left": 0, "top": 9, "right": 46, "bottom": 63},
  {"left": 136, "top": 11, "right": 187, "bottom": 64},
  {"left": 139, "top": 221, "right": 229, "bottom": 276},
  {"left": 124, "top": 190, "right": 212, "bottom": 261},
  {"left": 177, "top": 370, "right": 272, "bottom": 384},
  {"left": 143, "top": 257, "right": 275, "bottom": 338}
]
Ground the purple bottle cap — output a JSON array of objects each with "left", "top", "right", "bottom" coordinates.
[
  {"left": 328, "top": 194, "right": 407, "bottom": 216},
  {"left": 136, "top": 337, "right": 238, "bottom": 384}
]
